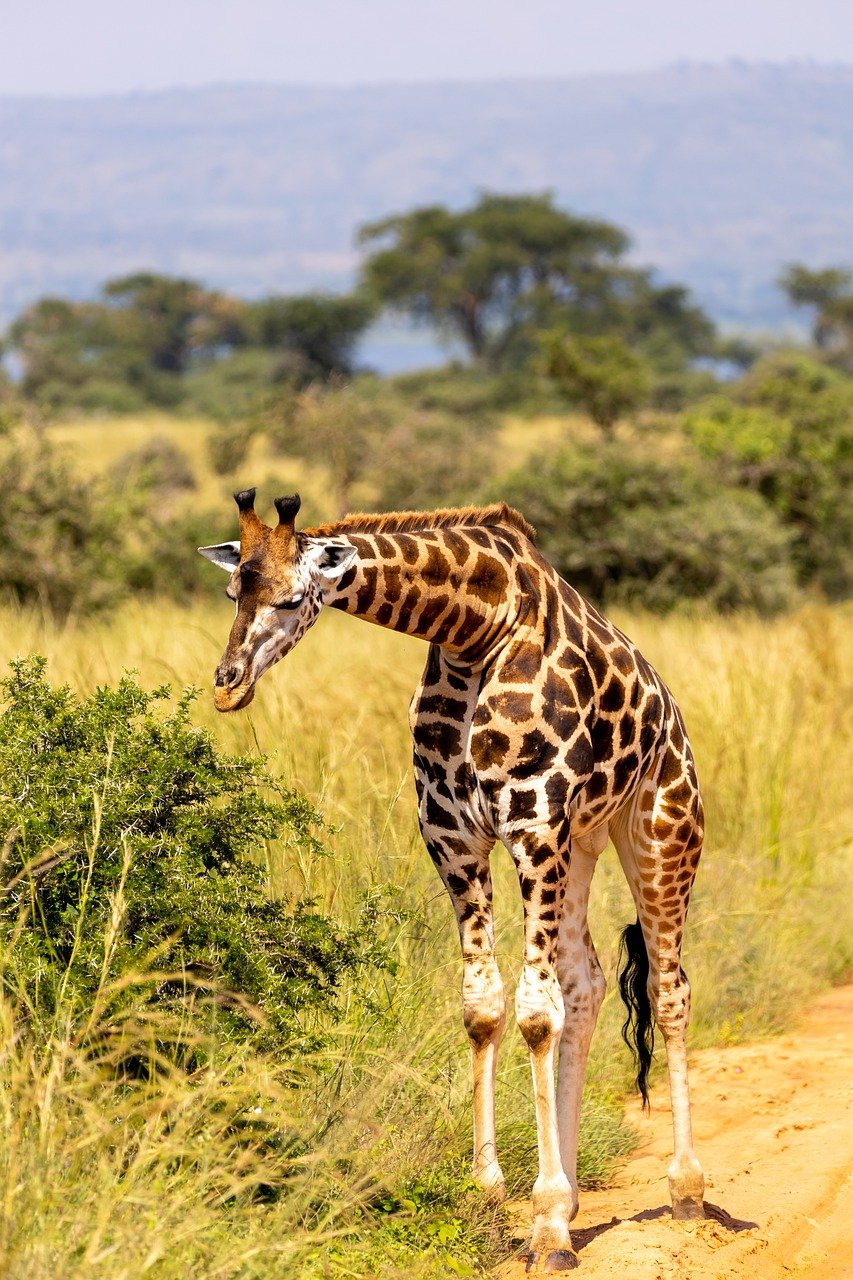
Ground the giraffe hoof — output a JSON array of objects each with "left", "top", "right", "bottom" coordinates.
[
  {"left": 544, "top": 1249, "right": 580, "bottom": 1271},
  {"left": 524, "top": 1250, "right": 580, "bottom": 1273}
]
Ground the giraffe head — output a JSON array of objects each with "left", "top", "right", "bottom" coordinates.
[{"left": 198, "top": 489, "right": 356, "bottom": 712}]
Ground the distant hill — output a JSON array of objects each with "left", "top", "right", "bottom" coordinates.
[{"left": 1, "top": 63, "right": 852, "bottom": 333}]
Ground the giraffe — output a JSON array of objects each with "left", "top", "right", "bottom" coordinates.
[{"left": 199, "top": 489, "right": 706, "bottom": 1272}]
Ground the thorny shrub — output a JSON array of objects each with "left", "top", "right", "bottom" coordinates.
[{"left": 0, "top": 657, "right": 398, "bottom": 1057}]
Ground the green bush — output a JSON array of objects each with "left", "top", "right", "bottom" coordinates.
[
  {"left": 108, "top": 435, "right": 197, "bottom": 497},
  {"left": 262, "top": 377, "right": 501, "bottom": 514},
  {"left": 684, "top": 398, "right": 792, "bottom": 472},
  {"left": 497, "top": 443, "right": 796, "bottom": 613},
  {"left": 264, "top": 378, "right": 392, "bottom": 514},
  {"left": 183, "top": 348, "right": 279, "bottom": 421},
  {"left": 0, "top": 658, "right": 397, "bottom": 1053},
  {"left": 647, "top": 366, "right": 721, "bottom": 412},
  {"left": 686, "top": 356, "right": 853, "bottom": 596},
  {"left": 371, "top": 409, "right": 498, "bottom": 511},
  {"left": 545, "top": 333, "right": 650, "bottom": 433},
  {"left": 392, "top": 364, "right": 555, "bottom": 417},
  {"left": 38, "top": 377, "right": 154, "bottom": 416},
  {"left": 0, "top": 426, "right": 223, "bottom": 614},
  {"left": 117, "top": 503, "right": 226, "bottom": 601},
  {"left": 207, "top": 419, "right": 257, "bottom": 476},
  {"left": 0, "top": 427, "right": 122, "bottom": 614}
]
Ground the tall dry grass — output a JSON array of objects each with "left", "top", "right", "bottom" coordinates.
[{"left": 0, "top": 596, "right": 850, "bottom": 1277}]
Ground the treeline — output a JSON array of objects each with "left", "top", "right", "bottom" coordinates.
[
  {"left": 0, "top": 192, "right": 850, "bottom": 615},
  {"left": 1, "top": 193, "right": 733, "bottom": 416},
  {"left": 242, "top": 350, "right": 853, "bottom": 612},
  {"left": 1, "top": 273, "right": 375, "bottom": 415}
]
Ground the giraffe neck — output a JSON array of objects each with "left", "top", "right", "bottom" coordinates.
[{"left": 318, "top": 525, "right": 522, "bottom": 660}]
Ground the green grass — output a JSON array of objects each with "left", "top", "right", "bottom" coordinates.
[{"left": 0, "top": 597, "right": 850, "bottom": 1277}]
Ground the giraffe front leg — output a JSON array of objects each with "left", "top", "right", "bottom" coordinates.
[
  {"left": 511, "top": 830, "right": 578, "bottom": 1272},
  {"left": 464, "top": 947, "right": 506, "bottom": 1200},
  {"left": 424, "top": 830, "right": 506, "bottom": 1202}
]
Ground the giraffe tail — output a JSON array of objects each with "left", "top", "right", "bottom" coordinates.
[{"left": 618, "top": 919, "right": 654, "bottom": 1110}]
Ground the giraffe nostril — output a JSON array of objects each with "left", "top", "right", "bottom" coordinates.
[{"left": 215, "top": 664, "right": 243, "bottom": 688}]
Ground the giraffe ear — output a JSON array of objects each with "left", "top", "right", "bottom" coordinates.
[
  {"left": 303, "top": 540, "right": 357, "bottom": 581},
  {"left": 198, "top": 541, "right": 240, "bottom": 572}
]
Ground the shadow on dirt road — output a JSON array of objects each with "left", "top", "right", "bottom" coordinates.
[{"left": 497, "top": 985, "right": 853, "bottom": 1280}]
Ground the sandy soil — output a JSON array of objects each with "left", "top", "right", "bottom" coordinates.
[{"left": 498, "top": 984, "right": 853, "bottom": 1279}]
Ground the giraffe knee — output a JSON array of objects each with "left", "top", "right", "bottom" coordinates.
[
  {"left": 518, "top": 1008, "right": 562, "bottom": 1052},
  {"left": 462, "top": 969, "right": 506, "bottom": 1047},
  {"left": 516, "top": 968, "right": 564, "bottom": 1052},
  {"left": 463, "top": 996, "right": 506, "bottom": 1047}
]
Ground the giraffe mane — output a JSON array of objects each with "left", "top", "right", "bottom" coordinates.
[{"left": 302, "top": 502, "right": 536, "bottom": 543}]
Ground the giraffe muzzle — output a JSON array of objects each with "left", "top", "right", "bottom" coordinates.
[{"left": 213, "top": 660, "right": 256, "bottom": 712}]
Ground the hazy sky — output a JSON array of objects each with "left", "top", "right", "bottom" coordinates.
[{"left": 2, "top": 0, "right": 852, "bottom": 96}]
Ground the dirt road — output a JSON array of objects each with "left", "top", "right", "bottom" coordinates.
[{"left": 499, "top": 984, "right": 853, "bottom": 1279}]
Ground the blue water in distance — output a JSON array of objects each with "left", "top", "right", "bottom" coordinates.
[{"left": 355, "top": 320, "right": 465, "bottom": 375}]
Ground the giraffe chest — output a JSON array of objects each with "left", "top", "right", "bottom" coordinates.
[{"left": 408, "top": 652, "right": 493, "bottom": 843}]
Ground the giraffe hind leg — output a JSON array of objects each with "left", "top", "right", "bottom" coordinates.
[{"left": 612, "top": 798, "right": 706, "bottom": 1221}]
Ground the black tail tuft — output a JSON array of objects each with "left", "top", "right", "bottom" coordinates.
[{"left": 618, "top": 919, "right": 655, "bottom": 1110}]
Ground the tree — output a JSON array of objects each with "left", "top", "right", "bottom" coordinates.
[
  {"left": 358, "top": 193, "right": 629, "bottom": 370},
  {"left": 249, "top": 292, "right": 376, "bottom": 382},
  {"left": 6, "top": 274, "right": 249, "bottom": 411},
  {"left": 103, "top": 272, "right": 247, "bottom": 375},
  {"left": 6, "top": 297, "right": 116, "bottom": 406},
  {"left": 779, "top": 263, "right": 853, "bottom": 357},
  {"left": 545, "top": 333, "right": 650, "bottom": 434},
  {"left": 613, "top": 279, "right": 715, "bottom": 367}
]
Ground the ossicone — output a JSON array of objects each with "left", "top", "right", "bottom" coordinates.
[
  {"left": 274, "top": 493, "right": 302, "bottom": 526},
  {"left": 234, "top": 487, "right": 257, "bottom": 513}
]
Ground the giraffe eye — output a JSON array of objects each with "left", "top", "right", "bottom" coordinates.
[{"left": 275, "top": 594, "right": 304, "bottom": 611}]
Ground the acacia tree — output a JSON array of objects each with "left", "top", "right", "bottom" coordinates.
[
  {"left": 248, "top": 291, "right": 376, "bottom": 381},
  {"left": 779, "top": 263, "right": 853, "bottom": 359},
  {"left": 358, "top": 193, "right": 629, "bottom": 370},
  {"left": 7, "top": 274, "right": 248, "bottom": 408},
  {"left": 6, "top": 298, "right": 114, "bottom": 402},
  {"left": 102, "top": 272, "right": 247, "bottom": 375}
]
